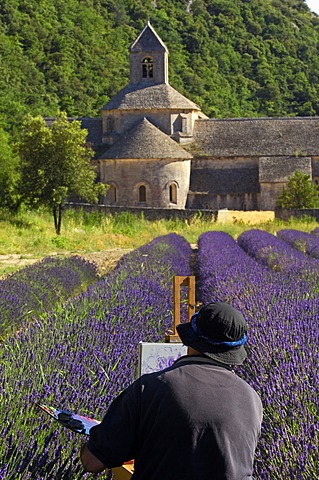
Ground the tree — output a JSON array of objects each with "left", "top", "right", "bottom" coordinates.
[
  {"left": 276, "top": 170, "right": 319, "bottom": 209},
  {"left": 18, "top": 112, "right": 107, "bottom": 234},
  {"left": 0, "top": 126, "right": 20, "bottom": 209}
]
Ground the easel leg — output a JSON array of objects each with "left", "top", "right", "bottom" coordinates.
[{"left": 167, "top": 276, "right": 195, "bottom": 342}]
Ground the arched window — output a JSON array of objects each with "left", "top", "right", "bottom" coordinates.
[
  {"left": 139, "top": 185, "right": 146, "bottom": 203},
  {"left": 110, "top": 184, "right": 117, "bottom": 203},
  {"left": 169, "top": 183, "right": 177, "bottom": 204},
  {"left": 106, "top": 117, "right": 113, "bottom": 133},
  {"left": 142, "top": 57, "right": 153, "bottom": 78}
]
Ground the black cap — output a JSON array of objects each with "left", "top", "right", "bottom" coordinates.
[{"left": 176, "top": 302, "right": 247, "bottom": 365}]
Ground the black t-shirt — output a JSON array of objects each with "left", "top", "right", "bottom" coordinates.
[{"left": 87, "top": 355, "right": 263, "bottom": 480}]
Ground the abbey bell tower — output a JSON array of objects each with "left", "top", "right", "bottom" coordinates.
[
  {"left": 129, "top": 21, "right": 169, "bottom": 85},
  {"left": 100, "top": 22, "right": 203, "bottom": 146}
]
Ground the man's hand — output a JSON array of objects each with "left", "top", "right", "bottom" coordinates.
[{"left": 80, "top": 442, "right": 107, "bottom": 473}]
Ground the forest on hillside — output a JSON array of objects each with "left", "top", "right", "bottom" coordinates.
[{"left": 1, "top": 0, "right": 319, "bottom": 139}]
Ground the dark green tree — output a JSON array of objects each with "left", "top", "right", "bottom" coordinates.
[
  {"left": 18, "top": 113, "right": 107, "bottom": 234},
  {"left": 276, "top": 170, "right": 319, "bottom": 209},
  {"left": 0, "top": 126, "right": 20, "bottom": 208}
]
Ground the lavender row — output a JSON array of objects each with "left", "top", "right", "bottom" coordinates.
[
  {"left": 0, "top": 234, "right": 192, "bottom": 479},
  {"left": 237, "top": 228, "right": 318, "bottom": 274},
  {"left": 237, "top": 229, "right": 319, "bottom": 296},
  {"left": 0, "top": 256, "right": 99, "bottom": 339},
  {"left": 197, "top": 231, "right": 319, "bottom": 478},
  {"left": 277, "top": 228, "right": 319, "bottom": 259}
]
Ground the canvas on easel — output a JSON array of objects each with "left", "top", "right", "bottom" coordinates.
[{"left": 138, "top": 342, "right": 187, "bottom": 377}]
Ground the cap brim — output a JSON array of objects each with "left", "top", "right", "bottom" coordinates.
[{"left": 177, "top": 321, "right": 247, "bottom": 366}]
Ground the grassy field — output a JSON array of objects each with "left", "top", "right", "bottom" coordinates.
[{"left": 0, "top": 206, "right": 318, "bottom": 276}]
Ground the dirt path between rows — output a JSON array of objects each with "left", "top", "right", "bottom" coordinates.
[
  {"left": 79, "top": 249, "right": 133, "bottom": 275},
  {"left": 0, "top": 249, "right": 133, "bottom": 277}
]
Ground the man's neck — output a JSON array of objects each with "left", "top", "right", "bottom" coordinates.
[
  {"left": 187, "top": 347, "right": 203, "bottom": 356},
  {"left": 186, "top": 347, "right": 234, "bottom": 371}
]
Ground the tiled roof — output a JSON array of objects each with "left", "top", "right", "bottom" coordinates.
[
  {"left": 130, "top": 22, "right": 168, "bottom": 53},
  {"left": 101, "top": 82, "right": 200, "bottom": 111},
  {"left": 99, "top": 118, "right": 192, "bottom": 160},
  {"left": 81, "top": 117, "right": 103, "bottom": 147},
  {"left": 194, "top": 117, "right": 319, "bottom": 157},
  {"left": 43, "top": 117, "right": 102, "bottom": 148}
]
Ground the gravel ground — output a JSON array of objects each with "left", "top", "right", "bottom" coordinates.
[
  {"left": 0, "top": 249, "right": 133, "bottom": 278},
  {"left": 79, "top": 249, "right": 133, "bottom": 276}
]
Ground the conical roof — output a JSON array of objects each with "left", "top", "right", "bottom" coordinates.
[
  {"left": 99, "top": 118, "right": 192, "bottom": 160},
  {"left": 101, "top": 82, "right": 200, "bottom": 111},
  {"left": 130, "top": 22, "right": 168, "bottom": 53}
]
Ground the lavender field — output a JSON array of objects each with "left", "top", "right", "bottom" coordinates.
[
  {"left": 0, "top": 234, "right": 192, "bottom": 479},
  {"left": 1, "top": 229, "right": 319, "bottom": 479}
]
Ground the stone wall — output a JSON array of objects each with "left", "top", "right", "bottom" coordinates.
[
  {"left": 259, "top": 156, "right": 311, "bottom": 182},
  {"left": 186, "top": 192, "right": 259, "bottom": 210},
  {"left": 259, "top": 182, "right": 286, "bottom": 211},
  {"left": 65, "top": 203, "right": 218, "bottom": 222},
  {"left": 275, "top": 208, "right": 319, "bottom": 222}
]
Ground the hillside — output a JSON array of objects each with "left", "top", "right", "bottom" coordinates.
[{"left": 1, "top": 0, "right": 319, "bottom": 137}]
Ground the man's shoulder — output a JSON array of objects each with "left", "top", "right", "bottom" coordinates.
[{"left": 233, "top": 374, "right": 263, "bottom": 410}]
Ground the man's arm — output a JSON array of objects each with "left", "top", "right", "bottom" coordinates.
[{"left": 80, "top": 442, "right": 108, "bottom": 473}]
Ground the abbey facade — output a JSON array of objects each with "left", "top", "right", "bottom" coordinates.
[{"left": 81, "top": 23, "right": 319, "bottom": 211}]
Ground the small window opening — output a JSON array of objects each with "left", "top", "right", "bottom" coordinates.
[
  {"left": 139, "top": 185, "right": 146, "bottom": 202},
  {"left": 142, "top": 57, "right": 153, "bottom": 78},
  {"left": 110, "top": 184, "right": 117, "bottom": 203},
  {"left": 169, "top": 184, "right": 177, "bottom": 204},
  {"left": 106, "top": 117, "right": 113, "bottom": 133},
  {"left": 181, "top": 116, "right": 188, "bottom": 133}
]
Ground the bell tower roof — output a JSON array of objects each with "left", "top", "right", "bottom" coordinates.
[{"left": 130, "top": 21, "right": 168, "bottom": 54}]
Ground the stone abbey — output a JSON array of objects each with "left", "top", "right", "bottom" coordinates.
[{"left": 79, "top": 23, "right": 319, "bottom": 211}]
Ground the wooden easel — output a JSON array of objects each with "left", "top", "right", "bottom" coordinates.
[
  {"left": 113, "top": 461, "right": 134, "bottom": 479},
  {"left": 166, "top": 275, "right": 196, "bottom": 342},
  {"left": 113, "top": 276, "right": 195, "bottom": 479}
]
